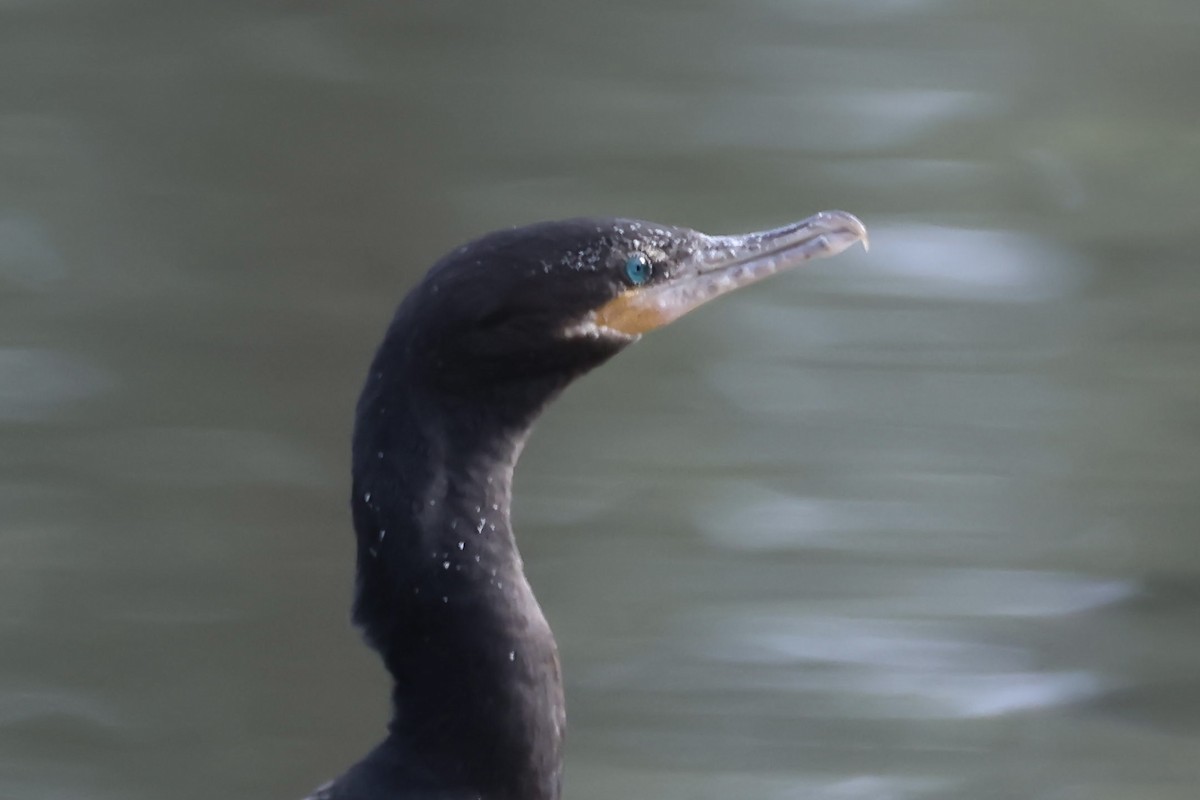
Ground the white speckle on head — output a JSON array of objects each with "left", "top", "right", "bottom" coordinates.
[
  {"left": 509, "top": 651, "right": 515, "bottom": 661},
  {"left": 442, "top": 596, "right": 448, "bottom": 603},
  {"left": 377, "top": 451, "right": 384, "bottom": 459},
  {"left": 491, "top": 502, "right": 499, "bottom": 511},
  {"left": 476, "top": 518, "right": 486, "bottom": 534},
  {"left": 442, "top": 560, "right": 451, "bottom": 569},
  {"left": 457, "top": 541, "right": 464, "bottom": 550},
  {"left": 378, "top": 529, "right": 387, "bottom": 542},
  {"left": 368, "top": 547, "right": 378, "bottom": 558},
  {"left": 364, "top": 492, "right": 371, "bottom": 503}
]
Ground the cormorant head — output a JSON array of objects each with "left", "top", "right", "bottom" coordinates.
[
  {"left": 384, "top": 211, "right": 867, "bottom": 415},
  {"left": 342, "top": 211, "right": 868, "bottom": 800}
]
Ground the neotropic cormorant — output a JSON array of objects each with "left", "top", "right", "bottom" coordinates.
[{"left": 305, "top": 211, "right": 868, "bottom": 800}]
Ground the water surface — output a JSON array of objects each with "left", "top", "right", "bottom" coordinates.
[{"left": 2, "top": 2, "right": 1199, "bottom": 799}]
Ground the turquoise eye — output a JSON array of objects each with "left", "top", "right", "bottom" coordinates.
[{"left": 624, "top": 253, "right": 653, "bottom": 285}]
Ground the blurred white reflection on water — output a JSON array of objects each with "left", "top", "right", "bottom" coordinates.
[
  {"left": 224, "top": 18, "right": 367, "bottom": 83},
  {"left": 821, "top": 159, "right": 999, "bottom": 196},
  {"left": 835, "top": 225, "right": 1089, "bottom": 303},
  {"left": 50, "top": 427, "right": 330, "bottom": 488},
  {"left": 0, "top": 214, "right": 65, "bottom": 288},
  {"left": 0, "top": 348, "right": 111, "bottom": 421},
  {"left": 567, "top": 769, "right": 954, "bottom": 800},
  {"left": 0, "top": 688, "right": 121, "bottom": 732},
  {"left": 698, "top": 90, "right": 997, "bottom": 153},
  {"left": 807, "top": 224, "right": 1087, "bottom": 303},
  {"left": 697, "top": 613, "right": 1108, "bottom": 718}
]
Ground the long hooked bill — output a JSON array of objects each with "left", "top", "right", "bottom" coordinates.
[{"left": 592, "top": 210, "right": 868, "bottom": 336}]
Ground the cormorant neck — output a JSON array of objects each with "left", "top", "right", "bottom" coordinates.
[{"left": 347, "top": 348, "right": 568, "bottom": 800}]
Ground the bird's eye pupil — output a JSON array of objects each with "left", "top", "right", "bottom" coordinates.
[{"left": 624, "top": 253, "right": 652, "bottom": 285}]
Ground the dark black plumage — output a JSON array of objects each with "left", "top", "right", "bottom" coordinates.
[{"left": 305, "top": 213, "right": 867, "bottom": 800}]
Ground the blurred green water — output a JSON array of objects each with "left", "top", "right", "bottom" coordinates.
[{"left": 2, "top": 1, "right": 1199, "bottom": 799}]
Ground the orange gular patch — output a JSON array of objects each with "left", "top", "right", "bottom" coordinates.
[{"left": 589, "top": 289, "right": 675, "bottom": 336}]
